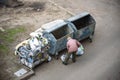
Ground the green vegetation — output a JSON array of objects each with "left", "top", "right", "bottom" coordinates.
[
  {"left": 0, "top": 45, "right": 8, "bottom": 53},
  {"left": 0, "top": 27, "right": 25, "bottom": 54}
]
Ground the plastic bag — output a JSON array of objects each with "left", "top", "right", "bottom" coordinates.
[
  {"left": 48, "top": 56, "right": 52, "bottom": 62},
  {"left": 76, "top": 45, "right": 84, "bottom": 56},
  {"left": 60, "top": 54, "right": 66, "bottom": 61}
]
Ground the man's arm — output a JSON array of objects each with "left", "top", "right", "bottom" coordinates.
[
  {"left": 76, "top": 40, "right": 80, "bottom": 47},
  {"left": 67, "top": 42, "right": 69, "bottom": 49}
]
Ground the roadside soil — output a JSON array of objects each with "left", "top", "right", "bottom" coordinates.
[{"left": 0, "top": 0, "right": 71, "bottom": 80}]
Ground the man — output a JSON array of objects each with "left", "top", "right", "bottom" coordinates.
[{"left": 63, "top": 37, "right": 80, "bottom": 65}]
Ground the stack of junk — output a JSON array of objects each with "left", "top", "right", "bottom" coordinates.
[{"left": 15, "top": 31, "right": 52, "bottom": 69}]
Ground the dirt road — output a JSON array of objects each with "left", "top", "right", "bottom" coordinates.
[{"left": 29, "top": 0, "right": 120, "bottom": 80}]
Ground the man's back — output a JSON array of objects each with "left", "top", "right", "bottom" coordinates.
[{"left": 67, "top": 39, "right": 80, "bottom": 53}]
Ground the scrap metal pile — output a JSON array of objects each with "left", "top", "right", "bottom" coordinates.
[{"left": 15, "top": 31, "right": 51, "bottom": 68}]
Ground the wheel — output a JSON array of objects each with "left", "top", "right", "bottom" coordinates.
[
  {"left": 55, "top": 52, "right": 59, "bottom": 60},
  {"left": 88, "top": 37, "right": 92, "bottom": 42},
  {"left": 55, "top": 55, "right": 59, "bottom": 60},
  {"left": 88, "top": 34, "right": 93, "bottom": 43},
  {"left": 89, "top": 31, "right": 95, "bottom": 42}
]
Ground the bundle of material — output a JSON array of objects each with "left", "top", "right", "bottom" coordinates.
[{"left": 15, "top": 32, "right": 51, "bottom": 68}]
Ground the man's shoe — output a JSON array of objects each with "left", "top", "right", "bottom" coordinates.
[
  {"left": 73, "top": 60, "right": 76, "bottom": 63},
  {"left": 62, "top": 62, "right": 68, "bottom": 65}
]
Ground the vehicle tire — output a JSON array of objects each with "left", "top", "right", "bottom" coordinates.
[
  {"left": 88, "top": 33, "right": 94, "bottom": 43},
  {"left": 88, "top": 36, "right": 92, "bottom": 42},
  {"left": 55, "top": 52, "right": 59, "bottom": 60}
]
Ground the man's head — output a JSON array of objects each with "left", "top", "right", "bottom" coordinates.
[{"left": 67, "top": 36, "right": 72, "bottom": 40}]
